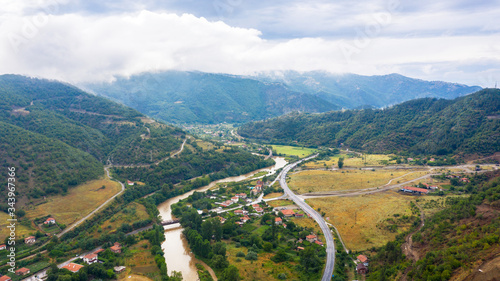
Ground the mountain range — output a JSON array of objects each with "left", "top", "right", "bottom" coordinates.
[{"left": 83, "top": 71, "right": 481, "bottom": 124}]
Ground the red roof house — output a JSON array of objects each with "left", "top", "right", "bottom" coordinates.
[
  {"left": 62, "top": 263, "right": 84, "bottom": 273},
  {"left": 15, "top": 268, "right": 30, "bottom": 276}
]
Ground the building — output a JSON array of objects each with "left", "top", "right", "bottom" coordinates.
[
  {"left": 24, "top": 236, "right": 36, "bottom": 244},
  {"left": 356, "top": 263, "right": 368, "bottom": 274},
  {"left": 0, "top": 275, "right": 12, "bottom": 281},
  {"left": 297, "top": 247, "right": 305, "bottom": 251},
  {"left": 306, "top": 235, "right": 317, "bottom": 243},
  {"left": 236, "top": 193, "right": 247, "bottom": 199},
  {"left": 127, "top": 180, "right": 134, "bottom": 186},
  {"left": 281, "top": 209, "right": 295, "bottom": 217},
  {"left": 241, "top": 215, "right": 251, "bottom": 223},
  {"left": 357, "top": 255, "right": 369, "bottom": 264},
  {"left": 252, "top": 204, "right": 260, "bottom": 208},
  {"left": 15, "top": 268, "right": 30, "bottom": 276},
  {"left": 314, "top": 240, "right": 324, "bottom": 246},
  {"left": 61, "top": 263, "right": 84, "bottom": 273},
  {"left": 220, "top": 200, "right": 234, "bottom": 208},
  {"left": 400, "top": 186, "right": 430, "bottom": 195},
  {"left": 0, "top": 245, "right": 6, "bottom": 250},
  {"left": 294, "top": 213, "right": 304, "bottom": 218},
  {"left": 231, "top": 196, "right": 239, "bottom": 203},
  {"left": 113, "top": 266, "right": 126, "bottom": 273},
  {"left": 111, "top": 242, "right": 122, "bottom": 254},
  {"left": 275, "top": 217, "right": 282, "bottom": 225},
  {"left": 44, "top": 217, "right": 56, "bottom": 225},
  {"left": 83, "top": 253, "right": 98, "bottom": 264},
  {"left": 216, "top": 216, "right": 226, "bottom": 224},
  {"left": 94, "top": 249, "right": 105, "bottom": 255},
  {"left": 254, "top": 207, "right": 264, "bottom": 213},
  {"left": 234, "top": 209, "right": 248, "bottom": 215}
]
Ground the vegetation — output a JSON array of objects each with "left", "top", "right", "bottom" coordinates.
[
  {"left": 239, "top": 89, "right": 500, "bottom": 156},
  {"left": 367, "top": 171, "right": 500, "bottom": 280}
]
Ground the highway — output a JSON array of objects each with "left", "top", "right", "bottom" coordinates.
[{"left": 278, "top": 154, "right": 335, "bottom": 281}]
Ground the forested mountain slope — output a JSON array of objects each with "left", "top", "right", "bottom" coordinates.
[
  {"left": 239, "top": 89, "right": 500, "bottom": 156},
  {"left": 84, "top": 71, "right": 339, "bottom": 124}
]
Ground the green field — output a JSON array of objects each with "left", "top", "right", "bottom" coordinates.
[{"left": 271, "top": 145, "right": 317, "bottom": 157}]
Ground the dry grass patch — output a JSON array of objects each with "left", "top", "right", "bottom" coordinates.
[
  {"left": 0, "top": 213, "right": 35, "bottom": 241},
  {"left": 267, "top": 199, "right": 294, "bottom": 208},
  {"left": 226, "top": 243, "right": 298, "bottom": 281},
  {"left": 307, "top": 191, "right": 418, "bottom": 251},
  {"left": 24, "top": 178, "right": 121, "bottom": 226},
  {"left": 263, "top": 192, "right": 284, "bottom": 199},
  {"left": 93, "top": 202, "right": 149, "bottom": 237},
  {"left": 123, "top": 240, "right": 161, "bottom": 280},
  {"left": 304, "top": 154, "right": 394, "bottom": 169},
  {"left": 288, "top": 169, "right": 426, "bottom": 194}
]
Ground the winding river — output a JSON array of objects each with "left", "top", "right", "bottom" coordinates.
[{"left": 157, "top": 157, "right": 287, "bottom": 280}]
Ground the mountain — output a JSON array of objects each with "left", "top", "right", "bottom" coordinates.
[
  {"left": 238, "top": 89, "right": 500, "bottom": 156},
  {"left": 83, "top": 71, "right": 481, "bottom": 124},
  {"left": 83, "top": 71, "right": 339, "bottom": 124},
  {"left": 251, "top": 71, "right": 483, "bottom": 109}
]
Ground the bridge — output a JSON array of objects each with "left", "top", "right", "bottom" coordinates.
[{"left": 161, "top": 219, "right": 180, "bottom": 226}]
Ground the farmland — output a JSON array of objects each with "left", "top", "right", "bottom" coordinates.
[
  {"left": 303, "top": 153, "right": 395, "bottom": 169},
  {"left": 271, "top": 145, "right": 317, "bottom": 157}
]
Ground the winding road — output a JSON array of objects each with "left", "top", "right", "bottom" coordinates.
[{"left": 278, "top": 154, "right": 336, "bottom": 281}]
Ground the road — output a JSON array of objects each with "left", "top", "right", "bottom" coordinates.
[
  {"left": 57, "top": 167, "right": 125, "bottom": 237},
  {"left": 278, "top": 154, "right": 336, "bottom": 281}
]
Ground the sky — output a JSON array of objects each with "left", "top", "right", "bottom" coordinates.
[{"left": 0, "top": 0, "right": 499, "bottom": 86}]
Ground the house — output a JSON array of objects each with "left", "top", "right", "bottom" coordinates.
[
  {"left": 236, "top": 193, "right": 247, "bottom": 199},
  {"left": 282, "top": 209, "right": 295, "bottom": 217},
  {"left": 113, "top": 266, "right": 126, "bottom": 273},
  {"left": 127, "top": 180, "right": 134, "bottom": 186},
  {"left": 231, "top": 197, "right": 239, "bottom": 203},
  {"left": 461, "top": 178, "right": 470, "bottom": 183},
  {"left": 241, "top": 215, "right": 251, "bottom": 223},
  {"left": 294, "top": 213, "right": 304, "bottom": 218},
  {"left": 111, "top": 242, "right": 122, "bottom": 254},
  {"left": 297, "top": 247, "right": 305, "bottom": 251},
  {"left": 0, "top": 244, "right": 6, "bottom": 250},
  {"left": 400, "top": 186, "right": 430, "bottom": 195},
  {"left": 216, "top": 216, "right": 226, "bottom": 224},
  {"left": 306, "top": 235, "right": 317, "bottom": 243},
  {"left": 357, "top": 255, "right": 369, "bottom": 264},
  {"left": 62, "top": 263, "right": 84, "bottom": 273},
  {"left": 44, "top": 217, "right": 56, "bottom": 225},
  {"left": 356, "top": 263, "right": 368, "bottom": 274},
  {"left": 275, "top": 217, "right": 282, "bottom": 225},
  {"left": 246, "top": 199, "right": 253, "bottom": 203},
  {"left": 314, "top": 240, "right": 324, "bottom": 246},
  {"left": 234, "top": 210, "right": 244, "bottom": 215},
  {"left": 15, "top": 268, "right": 30, "bottom": 276},
  {"left": 24, "top": 236, "right": 36, "bottom": 244},
  {"left": 283, "top": 223, "right": 287, "bottom": 228},
  {"left": 254, "top": 207, "right": 264, "bottom": 213},
  {"left": 251, "top": 189, "right": 260, "bottom": 195},
  {"left": 297, "top": 238, "right": 303, "bottom": 244},
  {"left": 0, "top": 275, "right": 12, "bottom": 281},
  {"left": 83, "top": 253, "right": 98, "bottom": 264},
  {"left": 220, "top": 200, "right": 234, "bottom": 208},
  {"left": 252, "top": 204, "right": 260, "bottom": 208}
]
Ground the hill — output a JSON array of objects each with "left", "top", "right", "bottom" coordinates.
[
  {"left": 83, "top": 71, "right": 339, "bottom": 124},
  {"left": 82, "top": 71, "right": 481, "bottom": 124},
  {"left": 252, "top": 71, "right": 482, "bottom": 109},
  {"left": 238, "top": 89, "right": 500, "bottom": 156}
]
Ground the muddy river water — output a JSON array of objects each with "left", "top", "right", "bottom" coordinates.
[{"left": 157, "top": 157, "right": 287, "bottom": 280}]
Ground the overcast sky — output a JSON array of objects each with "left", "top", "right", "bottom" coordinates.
[{"left": 1, "top": 0, "right": 499, "bottom": 86}]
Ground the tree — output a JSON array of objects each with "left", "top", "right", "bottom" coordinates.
[
  {"left": 300, "top": 247, "right": 322, "bottom": 273},
  {"left": 211, "top": 254, "right": 229, "bottom": 269},
  {"left": 213, "top": 242, "right": 226, "bottom": 257},
  {"left": 221, "top": 265, "right": 240, "bottom": 281},
  {"left": 338, "top": 157, "right": 344, "bottom": 169},
  {"left": 201, "top": 220, "right": 213, "bottom": 241},
  {"left": 245, "top": 251, "right": 258, "bottom": 261}
]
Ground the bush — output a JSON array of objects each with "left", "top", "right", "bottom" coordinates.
[
  {"left": 236, "top": 251, "right": 245, "bottom": 258},
  {"left": 245, "top": 251, "right": 258, "bottom": 261}
]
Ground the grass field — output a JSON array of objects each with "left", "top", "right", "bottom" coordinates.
[
  {"left": 304, "top": 153, "right": 395, "bottom": 169},
  {"left": 267, "top": 199, "right": 295, "bottom": 208},
  {"left": 0, "top": 212, "right": 35, "bottom": 241},
  {"left": 288, "top": 169, "right": 429, "bottom": 194},
  {"left": 93, "top": 202, "right": 149, "bottom": 237},
  {"left": 24, "top": 178, "right": 121, "bottom": 229},
  {"left": 263, "top": 192, "right": 284, "bottom": 199},
  {"left": 271, "top": 145, "right": 317, "bottom": 157},
  {"left": 195, "top": 140, "right": 215, "bottom": 151},
  {"left": 306, "top": 191, "right": 449, "bottom": 251}
]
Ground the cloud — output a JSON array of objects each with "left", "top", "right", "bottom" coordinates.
[{"left": 0, "top": 1, "right": 499, "bottom": 86}]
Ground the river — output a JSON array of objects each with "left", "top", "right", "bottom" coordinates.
[{"left": 158, "top": 156, "right": 287, "bottom": 280}]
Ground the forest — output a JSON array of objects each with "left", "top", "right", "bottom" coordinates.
[{"left": 239, "top": 89, "right": 500, "bottom": 156}]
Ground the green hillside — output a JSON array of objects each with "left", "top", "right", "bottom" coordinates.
[
  {"left": 238, "top": 89, "right": 500, "bottom": 156},
  {"left": 84, "top": 71, "right": 340, "bottom": 124}
]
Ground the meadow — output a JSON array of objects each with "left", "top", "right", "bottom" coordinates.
[
  {"left": 303, "top": 153, "right": 395, "bottom": 169},
  {"left": 288, "top": 169, "right": 429, "bottom": 194},
  {"left": 271, "top": 145, "right": 317, "bottom": 157}
]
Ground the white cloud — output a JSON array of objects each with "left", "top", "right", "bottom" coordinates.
[{"left": 0, "top": 2, "right": 499, "bottom": 86}]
